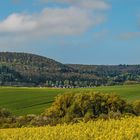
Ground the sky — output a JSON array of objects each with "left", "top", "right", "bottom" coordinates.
[{"left": 0, "top": 0, "right": 140, "bottom": 65}]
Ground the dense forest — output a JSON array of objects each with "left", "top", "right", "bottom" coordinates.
[{"left": 0, "top": 52, "right": 140, "bottom": 87}]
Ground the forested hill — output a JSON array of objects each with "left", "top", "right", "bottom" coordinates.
[
  {"left": 0, "top": 52, "right": 140, "bottom": 87},
  {"left": 0, "top": 52, "right": 71, "bottom": 72}
]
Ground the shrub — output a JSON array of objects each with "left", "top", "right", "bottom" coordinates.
[
  {"left": 44, "top": 92, "right": 133, "bottom": 123},
  {"left": 108, "top": 111, "right": 122, "bottom": 119},
  {"left": 133, "top": 100, "right": 140, "bottom": 115},
  {"left": 0, "top": 108, "right": 12, "bottom": 118},
  {"left": 16, "top": 114, "right": 37, "bottom": 127}
]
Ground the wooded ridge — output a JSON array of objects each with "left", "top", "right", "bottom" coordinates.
[{"left": 0, "top": 52, "right": 140, "bottom": 87}]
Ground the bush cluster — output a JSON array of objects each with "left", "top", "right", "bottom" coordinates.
[{"left": 44, "top": 92, "right": 138, "bottom": 123}]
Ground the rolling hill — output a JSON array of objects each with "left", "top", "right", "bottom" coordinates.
[{"left": 0, "top": 52, "right": 140, "bottom": 87}]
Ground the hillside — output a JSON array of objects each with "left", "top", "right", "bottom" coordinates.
[
  {"left": 0, "top": 52, "right": 140, "bottom": 87},
  {"left": 0, "top": 52, "right": 75, "bottom": 86}
]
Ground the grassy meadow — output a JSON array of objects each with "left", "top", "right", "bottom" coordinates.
[{"left": 0, "top": 84, "right": 140, "bottom": 116}]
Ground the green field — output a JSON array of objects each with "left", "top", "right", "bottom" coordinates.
[{"left": 0, "top": 85, "right": 140, "bottom": 116}]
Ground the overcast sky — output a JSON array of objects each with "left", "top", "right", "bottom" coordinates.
[{"left": 0, "top": 0, "right": 140, "bottom": 64}]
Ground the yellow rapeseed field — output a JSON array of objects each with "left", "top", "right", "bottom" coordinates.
[{"left": 0, "top": 117, "right": 140, "bottom": 140}]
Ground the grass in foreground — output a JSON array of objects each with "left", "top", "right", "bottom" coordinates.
[
  {"left": 0, "top": 117, "right": 140, "bottom": 140},
  {"left": 0, "top": 84, "right": 140, "bottom": 115}
]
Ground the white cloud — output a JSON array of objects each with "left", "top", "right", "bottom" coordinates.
[
  {"left": 41, "top": 0, "right": 110, "bottom": 10},
  {"left": 0, "top": 7, "right": 105, "bottom": 37},
  {"left": 119, "top": 32, "right": 140, "bottom": 40},
  {"left": 93, "top": 29, "right": 109, "bottom": 39},
  {"left": 0, "top": 0, "right": 110, "bottom": 48},
  {"left": 76, "top": 0, "right": 110, "bottom": 10},
  {"left": 0, "top": 14, "right": 37, "bottom": 32}
]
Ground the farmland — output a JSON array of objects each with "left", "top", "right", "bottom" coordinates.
[
  {"left": 0, "top": 117, "right": 140, "bottom": 140},
  {"left": 0, "top": 84, "right": 140, "bottom": 116}
]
